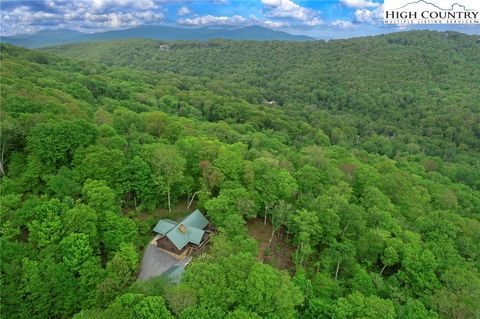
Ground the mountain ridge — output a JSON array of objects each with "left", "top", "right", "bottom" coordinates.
[{"left": 0, "top": 25, "right": 314, "bottom": 48}]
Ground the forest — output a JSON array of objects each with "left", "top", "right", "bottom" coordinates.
[{"left": 1, "top": 30, "right": 480, "bottom": 319}]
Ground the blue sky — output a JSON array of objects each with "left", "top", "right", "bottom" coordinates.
[{"left": 1, "top": 0, "right": 479, "bottom": 39}]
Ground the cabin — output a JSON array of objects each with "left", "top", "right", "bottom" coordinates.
[
  {"left": 153, "top": 210, "right": 213, "bottom": 259},
  {"left": 159, "top": 44, "right": 170, "bottom": 51}
]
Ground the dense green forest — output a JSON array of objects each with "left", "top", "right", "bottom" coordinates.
[{"left": 1, "top": 30, "right": 480, "bottom": 319}]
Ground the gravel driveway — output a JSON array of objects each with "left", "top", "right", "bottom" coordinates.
[{"left": 137, "top": 243, "right": 191, "bottom": 281}]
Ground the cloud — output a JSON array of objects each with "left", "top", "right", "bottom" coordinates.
[
  {"left": 178, "top": 14, "right": 246, "bottom": 26},
  {"left": 177, "top": 14, "right": 288, "bottom": 28},
  {"left": 354, "top": 4, "right": 384, "bottom": 24},
  {"left": 261, "top": 20, "right": 288, "bottom": 28},
  {"left": 0, "top": 1, "right": 165, "bottom": 35},
  {"left": 340, "top": 0, "right": 380, "bottom": 9},
  {"left": 249, "top": 15, "right": 289, "bottom": 28},
  {"left": 261, "top": 0, "right": 311, "bottom": 20},
  {"left": 89, "top": 0, "right": 157, "bottom": 12},
  {"left": 177, "top": 6, "right": 191, "bottom": 16},
  {"left": 261, "top": 0, "right": 323, "bottom": 26},
  {"left": 331, "top": 19, "right": 355, "bottom": 29}
]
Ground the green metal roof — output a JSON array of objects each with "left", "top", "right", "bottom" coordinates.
[
  {"left": 166, "top": 226, "right": 189, "bottom": 250},
  {"left": 153, "top": 210, "right": 209, "bottom": 251},
  {"left": 187, "top": 227, "right": 205, "bottom": 245},
  {"left": 182, "top": 209, "right": 209, "bottom": 229},
  {"left": 153, "top": 219, "right": 178, "bottom": 235},
  {"left": 166, "top": 223, "right": 206, "bottom": 250}
]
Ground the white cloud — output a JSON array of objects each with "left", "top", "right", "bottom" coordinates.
[
  {"left": 249, "top": 15, "right": 289, "bottom": 28},
  {"left": 262, "top": 20, "right": 288, "bottom": 28},
  {"left": 354, "top": 4, "right": 384, "bottom": 24},
  {"left": 331, "top": 19, "right": 355, "bottom": 29},
  {"left": 90, "top": 0, "right": 157, "bottom": 12},
  {"left": 178, "top": 15, "right": 246, "bottom": 26},
  {"left": 261, "top": 0, "right": 323, "bottom": 26},
  {"left": 177, "top": 14, "right": 288, "bottom": 28},
  {"left": 304, "top": 17, "right": 323, "bottom": 26},
  {"left": 262, "top": 0, "right": 310, "bottom": 20},
  {"left": 340, "top": 0, "right": 380, "bottom": 9},
  {"left": 177, "top": 6, "right": 191, "bottom": 16},
  {"left": 0, "top": 1, "right": 165, "bottom": 36}
]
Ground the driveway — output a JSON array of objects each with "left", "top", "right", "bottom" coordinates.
[{"left": 137, "top": 243, "right": 192, "bottom": 281}]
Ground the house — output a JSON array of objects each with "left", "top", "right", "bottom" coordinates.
[
  {"left": 153, "top": 210, "right": 212, "bottom": 259},
  {"left": 159, "top": 44, "right": 170, "bottom": 51}
]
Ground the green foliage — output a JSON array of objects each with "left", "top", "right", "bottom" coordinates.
[
  {"left": 27, "top": 120, "right": 98, "bottom": 167},
  {"left": 180, "top": 253, "right": 302, "bottom": 318},
  {"left": 331, "top": 292, "right": 396, "bottom": 319},
  {"left": 82, "top": 180, "right": 118, "bottom": 212},
  {"left": 1, "top": 33, "right": 479, "bottom": 318}
]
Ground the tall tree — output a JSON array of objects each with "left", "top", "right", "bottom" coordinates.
[{"left": 146, "top": 144, "right": 186, "bottom": 211}]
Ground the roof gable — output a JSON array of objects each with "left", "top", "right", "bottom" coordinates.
[
  {"left": 187, "top": 227, "right": 205, "bottom": 246},
  {"left": 182, "top": 209, "right": 209, "bottom": 229},
  {"left": 166, "top": 226, "right": 189, "bottom": 251},
  {"left": 153, "top": 219, "right": 178, "bottom": 235}
]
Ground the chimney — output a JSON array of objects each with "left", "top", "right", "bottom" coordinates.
[{"left": 179, "top": 224, "right": 186, "bottom": 234}]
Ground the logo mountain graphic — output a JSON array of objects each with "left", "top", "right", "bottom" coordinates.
[{"left": 394, "top": 0, "right": 475, "bottom": 11}]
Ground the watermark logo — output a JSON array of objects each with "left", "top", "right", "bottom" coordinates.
[{"left": 384, "top": 0, "right": 480, "bottom": 24}]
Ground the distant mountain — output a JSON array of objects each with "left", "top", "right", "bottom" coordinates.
[
  {"left": 0, "top": 25, "right": 314, "bottom": 48},
  {"left": 0, "top": 29, "right": 86, "bottom": 48}
]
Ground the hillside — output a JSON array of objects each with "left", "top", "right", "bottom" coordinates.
[
  {"left": 0, "top": 25, "right": 313, "bottom": 48},
  {"left": 1, "top": 31, "right": 480, "bottom": 319},
  {"left": 43, "top": 31, "right": 480, "bottom": 189}
]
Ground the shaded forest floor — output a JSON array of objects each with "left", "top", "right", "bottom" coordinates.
[
  {"left": 138, "top": 199, "right": 198, "bottom": 222},
  {"left": 246, "top": 218, "right": 294, "bottom": 271}
]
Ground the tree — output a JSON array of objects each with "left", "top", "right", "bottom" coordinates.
[
  {"left": 400, "top": 299, "right": 439, "bottom": 319},
  {"left": 82, "top": 180, "right": 118, "bottom": 212},
  {"left": 27, "top": 120, "right": 98, "bottom": 167},
  {"left": 269, "top": 200, "right": 290, "bottom": 246},
  {"left": 165, "top": 285, "right": 197, "bottom": 316},
  {"left": 125, "top": 156, "right": 157, "bottom": 210},
  {"left": 47, "top": 166, "right": 81, "bottom": 199},
  {"left": 213, "top": 145, "right": 245, "bottom": 182},
  {"left": 243, "top": 263, "right": 303, "bottom": 318},
  {"left": 99, "top": 210, "right": 137, "bottom": 255},
  {"left": 182, "top": 254, "right": 302, "bottom": 318},
  {"left": 398, "top": 245, "right": 439, "bottom": 296},
  {"left": 63, "top": 204, "right": 99, "bottom": 248},
  {"left": 254, "top": 160, "right": 297, "bottom": 224},
  {"left": 322, "top": 240, "right": 356, "bottom": 280},
  {"left": 291, "top": 209, "right": 321, "bottom": 266},
  {"left": 28, "top": 206, "right": 64, "bottom": 248},
  {"left": 331, "top": 292, "right": 396, "bottom": 319},
  {"left": 108, "top": 293, "right": 174, "bottom": 319},
  {"left": 147, "top": 144, "right": 186, "bottom": 211},
  {"left": 97, "top": 243, "right": 139, "bottom": 306},
  {"left": 75, "top": 145, "right": 126, "bottom": 193},
  {"left": 79, "top": 293, "right": 174, "bottom": 319},
  {"left": 94, "top": 108, "right": 113, "bottom": 126},
  {"left": 380, "top": 245, "right": 399, "bottom": 276},
  {"left": 430, "top": 267, "right": 480, "bottom": 319}
]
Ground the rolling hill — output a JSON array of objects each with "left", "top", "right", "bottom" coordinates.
[
  {"left": 0, "top": 25, "right": 313, "bottom": 48},
  {"left": 2, "top": 30, "right": 480, "bottom": 319}
]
